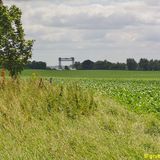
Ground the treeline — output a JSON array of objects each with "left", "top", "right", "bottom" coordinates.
[
  {"left": 25, "top": 61, "right": 47, "bottom": 69},
  {"left": 74, "top": 58, "right": 160, "bottom": 71}
]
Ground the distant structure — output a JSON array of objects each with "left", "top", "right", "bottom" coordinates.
[{"left": 58, "top": 57, "right": 75, "bottom": 69}]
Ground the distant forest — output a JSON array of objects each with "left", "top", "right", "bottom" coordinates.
[
  {"left": 74, "top": 58, "right": 160, "bottom": 71},
  {"left": 25, "top": 61, "right": 47, "bottom": 70},
  {"left": 4, "top": 58, "right": 160, "bottom": 71}
]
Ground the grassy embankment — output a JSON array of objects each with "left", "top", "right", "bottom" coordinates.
[{"left": 0, "top": 79, "right": 160, "bottom": 159}]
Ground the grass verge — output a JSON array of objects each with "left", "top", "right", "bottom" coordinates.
[{"left": 0, "top": 79, "right": 160, "bottom": 159}]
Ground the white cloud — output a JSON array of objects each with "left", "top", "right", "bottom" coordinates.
[{"left": 3, "top": 0, "right": 160, "bottom": 65}]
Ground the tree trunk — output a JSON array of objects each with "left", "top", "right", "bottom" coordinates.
[
  {"left": 1, "top": 64, "right": 5, "bottom": 84},
  {"left": 0, "top": 0, "right": 3, "bottom": 5}
]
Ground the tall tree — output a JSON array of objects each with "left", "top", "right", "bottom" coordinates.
[
  {"left": 74, "top": 61, "right": 81, "bottom": 70},
  {"left": 138, "top": 58, "right": 149, "bottom": 70},
  {"left": 126, "top": 58, "right": 137, "bottom": 70},
  {"left": 81, "top": 60, "right": 94, "bottom": 70},
  {"left": 0, "top": 4, "right": 34, "bottom": 78},
  {"left": 94, "top": 61, "right": 107, "bottom": 70}
]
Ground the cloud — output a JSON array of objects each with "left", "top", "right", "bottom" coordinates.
[{"left": 3, "top": 0, "right": 160, "bottom": 65}]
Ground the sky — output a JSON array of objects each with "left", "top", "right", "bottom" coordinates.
[{"left": 4, "top": 0, "right": 160, "bottom": 66}]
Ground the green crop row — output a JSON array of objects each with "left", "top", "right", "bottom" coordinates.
[
  {"left": 51, "top": 78, "right": 160, "bottom": 115},
  {"left": 78, "top": 80, "right": 160, "bottom": 115}
]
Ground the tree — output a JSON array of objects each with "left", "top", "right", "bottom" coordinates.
[
  {"left": 0, "top": 4, "right": 34, "bottom": 78},
  {"left": 110, "top": 62, "right": 126, "bottom": 70},
  {"left": 138, "top": 58, "right": 149, "bottom": 70},
  {"left": 94, "top": 61, "right": 107, "bottom": 70},
  {"left": 126, "top": 58, "right": 137, "bottom": 70},
  {"left": 26, "top": 61, "right": 47, "bottom": 69},
  {"left": 154, "top": 60, "right": 160, "bottom": 71},
  {"left": 81, "top": 60, "right": 94, "bottom": 70},
  {"left": 64, "top": 66, "right": 70, "bottom": 70},
  {"left": 74, "top": 61, "right": 81, "bottom": 70}
]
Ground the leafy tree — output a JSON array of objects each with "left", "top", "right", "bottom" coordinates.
[
  {"left": 105, "top": 61, "right": 113, "bottom": 70},
  {"left": 110, "top": 62, "right": 126, "bottom": 70},
  {"left": 26, "top": 61, "right": 47, "bottom": 69},
  {"left": 94, "top": 61, "right": 107, "bottom": 70},
  {"left": 0, "top": 3, "right": 34, "bottom": 78},
  {"left": 149, "top": 59, "right": 160, "bottom": 71},
  {"left": 81, "top": 60, "right": 94, "bottom": 70},
  {"left": 126, "top": 58, "right": 137, "bottom": 70},
  {"left": 74, "top": 61, "right": 81, "bottom": 70},
  {"left": 71, "top": 58, "right": 160, "bottom": 71},
  {"left": 138, "top": 58, "right": 149, "bottom": 70}
]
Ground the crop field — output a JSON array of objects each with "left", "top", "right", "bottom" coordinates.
[
  {"left": 22, "top": 70, "right": 160, "bottom": 114},
  {"left": 20, "top": 69, "right": 160, "bottom": 79},
  {"left": 1, "top": 70, "right": 160, "bottom": 159},
  {"left": 79, "top": 79, "right": 160, "bottom": 114}
]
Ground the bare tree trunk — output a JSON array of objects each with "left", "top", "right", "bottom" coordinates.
[{"left": 0, "top": 0, "right": 3, "bottom": 5}]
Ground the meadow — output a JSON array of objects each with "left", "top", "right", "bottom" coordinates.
[{"left": 0, "top": 70, "right": 160, "bottom": 159}]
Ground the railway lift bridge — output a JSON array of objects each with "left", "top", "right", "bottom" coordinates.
[{"left": 58, "top": 57, "right": 75, "bottom": 69}]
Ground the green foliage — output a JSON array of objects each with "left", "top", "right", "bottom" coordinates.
[
  {"left": 25, "top": 61, "right": 47, "bottom": 69},
  {"left": 139, "top": 58, "right": 150, "bottom": 70},
  {"left": 75, "top": 58, "right": 160, "bottom": 71},
  {"left": 81, "top": 60, "right": 94, "bottom": 70},
  {"left": 0, "top": 5, "right": 34, "bottom": 78},
  {"left": 77, "top": 79, "right": 160, "bottom": 115},
  {"left": 127, "top": 58, "right": 138, "bottom": 70}
]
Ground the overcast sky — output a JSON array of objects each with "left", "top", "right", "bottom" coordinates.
[{"left": 4, "top": 0, "right": 160, "bottom": 66}]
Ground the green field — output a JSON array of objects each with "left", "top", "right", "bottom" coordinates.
[
  {"left": 23, "top": 70, "right": 160, "bottom": 114},
  {"left": 22, "top": 69, "right": 160, "bottom": 80},
  {"left": 1, "top": 70, "right": 160, "bottom": 159}
]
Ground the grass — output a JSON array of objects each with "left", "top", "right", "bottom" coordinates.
[
  {"left": 0, "top": 79, "right": 160, "bottom": 159},
  {"left": 20, "top": 69, "right": 160, "bottom": 80},
  {"left": 1, "top": 70, "right": 160, "bottom": 159}
]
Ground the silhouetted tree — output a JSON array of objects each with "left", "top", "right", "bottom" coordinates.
[
  {"left": 64, "top": 66, "right": 70, "bottom": 70},
  {"left": 74, "top": 61, "right": 81, "bottom": 70},
  {"left": 94, "top": 61, "right": 107, "bottom": 70},
  {"left": 26, "top": 61, "right": 46, "bottom": 69},
  {"left": 81, "top": 60, "right": 94, "bottom": 70},
  {"left": 139, "top": 58, "right": 149, "bottom": 70},
  {"left": 112, "top": 63, "right": 126, "bottom": 70},
  {"left": 149, "top": 59, "right": 160, "bottom": 71},
  {"left": 126, "top": 58, "right": 138, "bottom": 70}
]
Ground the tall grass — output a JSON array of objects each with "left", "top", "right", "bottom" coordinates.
[{"left": 0, "top": 79, "right": 160, "bottom": 159}]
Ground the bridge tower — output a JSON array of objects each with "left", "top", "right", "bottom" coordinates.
[{"left": 58, "top": 57, "right": 75, "bottom": 69}]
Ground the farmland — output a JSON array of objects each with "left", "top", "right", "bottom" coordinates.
[
  {"left": 79, "top": 79, "right": 160, "bottom": 114},
  {"left": 1, "top": 70, "right": 160, "bottom": 159},
  {"left": 21, "top": 69, "right": 160, "bottom": 80},
  {"left": 23, "top": 70, "right": 160, "bottom": 114}
]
